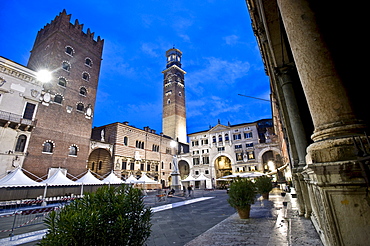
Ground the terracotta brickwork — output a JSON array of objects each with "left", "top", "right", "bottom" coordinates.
[{"left": 23, "top": 10, "right": 104, "bottom": 178}]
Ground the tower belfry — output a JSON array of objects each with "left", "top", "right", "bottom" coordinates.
[{"left": 162, "top": 48, "right": 187, "bottom": 143}]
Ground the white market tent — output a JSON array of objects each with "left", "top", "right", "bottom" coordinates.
[
  {"left": 181, "top": 175, "right": 197, "bottom": 182},
  {"left": 240, "top": 171, "right": 266, "bottom": 178},
  {"left": 103, "top": 171, "right": 124, "bottom": 184},
  {"left": 137, "top": 173, "right": 159, "bottom": 184},
  {"left": 0, "top": 168, "right": 45, "bottom": 187},
  {"left": 75, "top": 170, "right": 103, "bottom": 185},
  {"left": 124, "top": 174, "right": 140, "bottom": 184},
  {"left": 195, "top": 173, "right": 210, "bottom": 181},
  {"left": 41, "top": 168, "right": 77, "bottom": 186}
]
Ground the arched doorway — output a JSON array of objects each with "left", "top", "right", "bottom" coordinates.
[
  {"left": 214, "top": 156, "right": 232, "bottom": 178},
  {"left": 178, "top": 160, "right": 190, "bottom": 179},
  {"left": 88, "top": 148, "right": 112, "bottom": 176}
]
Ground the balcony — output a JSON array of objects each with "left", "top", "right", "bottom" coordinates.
[{"left": 0, "top": 110, "right": 37, "bottom": 131}]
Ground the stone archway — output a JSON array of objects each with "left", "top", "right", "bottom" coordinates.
[
  {"left": 214, "top": 155, "right": 232, "bottom": 178},
  {"left": 178, "top": 160, "right": 190, "bottom": 179},
  {"left": 88, "top": 148, "right": 112, "bottom": 176}
]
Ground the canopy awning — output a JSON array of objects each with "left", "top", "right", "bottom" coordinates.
[
  {"left": 103, "top": 171, "right": 123, "bottom": 184},
  {"left": 0, "top": 168, "right": 45, "bottom": 187},
  {"left": 75, "top": 170, "right": 104, "bottom": 185},
  {"left": 41, "top": 168, "right": 78, "bottom": 186}
]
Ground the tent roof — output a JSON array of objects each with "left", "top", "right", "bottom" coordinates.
[
  {"left": 124, "top": 174, "right": 139, "bottom": 184},
  {"left": 195, "top": 173, "right": 210, "bottom": 180},
  {"left": 137, "top": 173, "right": 158, "bottom": 184},
  {"left": 75, "top": 170, "right": 103, "bottom": 185},
  {"left": 181, "top": 175, "right": 197, "bottom": 182},
  {"left": 41, "top": 168, "right": 77, "bottom": 186},
  {"left": 0, "top": 168, "right": 45, "bottom": 187},
  {"left": 103, "top": 171, "right": 123, "bottom": 184}
]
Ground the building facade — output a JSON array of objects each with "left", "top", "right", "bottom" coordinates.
[
  {"left": 178, "top": 119, "right": 281, "bottom": 188},
  {"left": 162, "top": 48, "right": 187, "bottom": 144},
  {"left": 0, "top": 57, "right": 42, "bottom": 176},
  {"left": 22, "top": 10, "right": 104, "bottom": 178},
  {"left": 245, "top": 1, "right": 370, "bottom": 245},
  {"left": 90, "top": 122, "right": 176, "bottom": 188}
]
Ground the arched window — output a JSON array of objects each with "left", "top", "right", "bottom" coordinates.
[
  {"left": 77, "top": 103, "right": 84, "bottom": 111},
  {"left": 167, "top": 99, "right": 171, "bottom": 104},
  {"left": 79, "top": 87, "right": 87, "bottom": 96},
  {"left": 62, "top": 61, "right": 71, "bottom": 71},
  {"left": 54, "top": 95, "right": 63, "bottom": 104},
  {"left": 91, "top": 162, "right": 95, "bottom": 170},
  {"left": 212, "top": 136, "right": 216, "bottom": 143},
  {"left": 85, "top": 58, "right": 92, "bottom": 67},
  {"left": 124, "top": 136, "right": 128, "bottom": 146},
  {"left": 69, "top": 145, "right": 78, "bottom": 156},
  {"left": 43, "top": 141, "right": 54, "bottom": 153},
  {"left": 15, "top": 135, "right": 27, "bottom": 152},
  {"left": 58, "top": 77, "right": 66, "bottom": 87},
  {"left": 98, "top": 161, "right": 102, "bottom": 170},
  {"left": 218, "top": 135, "right": 223, "bottom": 142},
  {"left": 65, "top": 46, "right": 74, "bottom": 56},
  {"left": 82, "top": 72, "right": 90, "bottom": 81}
]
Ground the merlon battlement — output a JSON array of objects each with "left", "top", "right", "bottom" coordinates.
[{"left": 37, "top": 9, "right": 103, "bottom": 44}]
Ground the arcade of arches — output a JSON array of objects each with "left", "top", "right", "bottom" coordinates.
[
  {"left": 178, "top": 160, "right": 190, "bottom": 179},
  {"left": 87, "top": 148, "right": 112, "bottom": 176},
  {"left": 215, "top": 156, "right": 232, "bottom": 178}
]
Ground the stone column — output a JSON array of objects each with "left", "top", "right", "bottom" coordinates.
[
  {"left": 275, "top": 65, "right": 308, "bottom": 166},
  {"left": 277, "top": 0, "right": 366, "bottom": 145}
]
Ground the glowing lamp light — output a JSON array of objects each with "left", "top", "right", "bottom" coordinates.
[
  {"left": 267, "top": 160, "right": 275, "bottom": 171},
  {"left": 37, "top": 69, "right": 52, "bottom": 83}
]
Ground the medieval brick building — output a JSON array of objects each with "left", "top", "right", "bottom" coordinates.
[{"left": 23, "top": 10, "right": 104, "bottom": 178}]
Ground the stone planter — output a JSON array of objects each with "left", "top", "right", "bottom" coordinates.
[{"left": 236, "top": 205, "right": 251, "bottom": 219}]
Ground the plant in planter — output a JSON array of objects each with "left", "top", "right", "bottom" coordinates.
[
  {"left": 255, "top": 175, "right": 273, "bottom": 199},
  {"left": 227, "top": 178, "right": 257, "bottom": 219},
  {"left": 39, "top": 184, "right": 152, "bottom": 246}
]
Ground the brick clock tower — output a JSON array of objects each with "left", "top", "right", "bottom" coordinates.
[
  {"left": 162, "top": 48, "right": 187, "bottom": 143},
  {"left": 24, "top": 10, "right": 104, "bottom": 177}
]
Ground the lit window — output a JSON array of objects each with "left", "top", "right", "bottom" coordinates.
[{"left": 54, "top": 95, "right": 63, "bottom": 104}]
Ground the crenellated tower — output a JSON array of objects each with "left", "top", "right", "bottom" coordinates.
[
  {"left": 23, "top": 10, "right": 104, "bottom": 177},
  {"left": 162, "top": 48, "right": 187, "bottom": 143}
]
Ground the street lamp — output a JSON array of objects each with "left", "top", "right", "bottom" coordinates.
[{"left": 36, "top": 69, "right": 52, "bottom": 83}]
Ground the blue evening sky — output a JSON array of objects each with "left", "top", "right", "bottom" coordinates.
[{"left": 0, "top": 0, "right": 271, "bottom": 135}]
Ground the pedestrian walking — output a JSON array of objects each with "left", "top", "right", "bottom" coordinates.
[{"left": 187, "top": 186, "right": 192, "bottom": 197}]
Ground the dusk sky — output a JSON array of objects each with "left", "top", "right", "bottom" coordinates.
[{"left": 1, "top": 0, "right": 271, "bottom": 135}]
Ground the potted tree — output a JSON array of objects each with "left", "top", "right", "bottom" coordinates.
[
  {"left": 255, "top": 175, "right": 273, "bottom": 199},
  {"left": 227, "top": 178, "right": 256, "bottom": 219}
]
